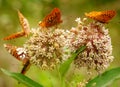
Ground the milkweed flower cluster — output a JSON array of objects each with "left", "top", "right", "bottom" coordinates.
[
  {"left": 22, "top": 17, "right": 114, "bottom": 72},
  {"left": 2, "top": 9, "right": 116, "bottom": 87},
  {"left": 23, "top": 28, "right": 67, "bottom": 69},
  {"left": 66, "top": 18, "right": 114, "bottom": 72},
  {"left": 3, "top": 14, "right": 114, "bottom": 72}
]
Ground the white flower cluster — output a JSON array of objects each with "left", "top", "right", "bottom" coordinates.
[
  {"left": 66, "top": 18, "right": 114, "bottom": 72},
  {"left": 24, "top": 27, "right": 68, "bottom": 69},
  {"left": 23, "top": 18, "right": 114, "bottom": 72}
]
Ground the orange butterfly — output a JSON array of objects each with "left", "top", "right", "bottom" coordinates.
[
  {"left": 3, "top": 10, "right": 30, "bottom": 40},
  {"left": 85, "top": 10, "right": 116, "bottom": 23},
  {"left": 4, "top": 44, "right": 31, "bottom": 74},
  {"left": 39, "top": 8, "right": 63, "bottom": 28}
]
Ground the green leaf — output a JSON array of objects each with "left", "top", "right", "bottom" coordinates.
[
  {"left": 59, "top": 45, "right": 86, "bottom": 77},
  {"left": 86, "top": 67, "right": 120, "bottom": 87},
  {"left": 1, "top": 68, "right": 43, "bottom": 87}
]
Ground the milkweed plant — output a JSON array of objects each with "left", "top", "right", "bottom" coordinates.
[{"left": 1, "top": 8, "right": 120, "bottom": 87}]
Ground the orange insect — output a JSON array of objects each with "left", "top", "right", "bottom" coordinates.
[
  {"left": 39, "top": 8, "right": 63, "bottom": 28},
  {"left": 4, "top": 44, "right": 31, "bottom": 74},
  {"left": 18, "top": 10, "right": 30, "bottom": 37},
  {"left": 3, "top": 10, "right": 30, "bottom": 40},
  {"left": 3, "top": 31, "right": 25, "bottom": 40},
  {"left": 85, "top": 10, "right": 116, "bottom": 23}
]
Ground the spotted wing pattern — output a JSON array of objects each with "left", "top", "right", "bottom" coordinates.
[
  {"left": 39, "top": 8, "right": 62, "bottom": 28},
  {"left": 4, "top": 44, "right": 30, "bottom": 74},
  {"left": 3, "top": 11, "right": 30, "bottom": 40},
  {"left": 85, "top": 10, "right": 116, "bottom": 23}
]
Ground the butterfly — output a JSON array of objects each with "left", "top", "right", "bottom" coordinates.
[
  {"left": 39, "top": 8, "right": 63, "bottom": 28},
  {"left": 85, "top": 10, "right": 116, "bottom": 23},
  {"left": 4, "top": 44, "right": 31, "bottom": 74},
  {"left": 3, "top": 10, "right": 30, "bottom": 40}
]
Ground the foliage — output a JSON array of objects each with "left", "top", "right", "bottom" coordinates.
[
  {"left": 1, "top": 46, "right": 86, "bottom": 87},
  {"left": 86, "top": 67, "right": 120, "bottom": 87}
]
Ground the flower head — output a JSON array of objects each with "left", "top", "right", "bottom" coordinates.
[
  {"left": 67, "top": 18, "right": 114, "bottom": 72},
  {"left": 24, "top": 28, "right": 67, "bottom": 69}
]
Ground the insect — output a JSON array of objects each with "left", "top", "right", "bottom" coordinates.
[
  {"left": 3, "top": 10, "right": 30, "bottom": 40},
  {"left": 4, "top": 44, "right": 31, "bottom": 74},
  {"left": 3, "top": 31, "right": 25, "bottom": 40},
  {"left": 85, "top": 10, "right": 116, "bottom": 23},
  {"left": 39, "top": 8, "right": 63, "bottom": 28}
]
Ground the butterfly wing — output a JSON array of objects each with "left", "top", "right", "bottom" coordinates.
[
  {"left": 39, "top": 8, "right": 62, "bottom": 28},
  {"left": 4, "top": 44, "right": 30, "bottom": 74},
  {"left": 3, "top": 11, "right": 30, "bottom": 40},
  {"left": 85, "top": 10, "right": 116, "bottom": 23},
  {"left": 100, "top": 10, "right": 116, "bottom": 23},
  {"left": 18, "top": 10, "right": 30, "bottom": 36},
  {"left": 3, "top": 31, "right": 25, "bottom": 40}
]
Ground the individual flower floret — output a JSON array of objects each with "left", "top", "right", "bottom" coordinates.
[{"left": 76, "top": 80, "right": 88, "bottom": 87}]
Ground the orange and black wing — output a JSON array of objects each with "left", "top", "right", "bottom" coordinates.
[
  {"left": 85, "top": 10, "right": 116, "bottom": 23},
  {"left": 18, "top": 10, "right": 30, "bottom": 36},
  {"left": 4, "top": 44, "right": 30, "bottom": 75},
  {"left": 3, "top": 11, "right": 30, "bottom": 40},
  {"left": 3, "top": 31, "right": 25, "bottom": 40},
  {"left": 39, "top": 8, "right": 62, "bottom": 28}
]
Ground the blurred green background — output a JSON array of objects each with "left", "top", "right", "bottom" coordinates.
[{"left": 0, "top": 0, "right": 120, "bottom": 87}]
